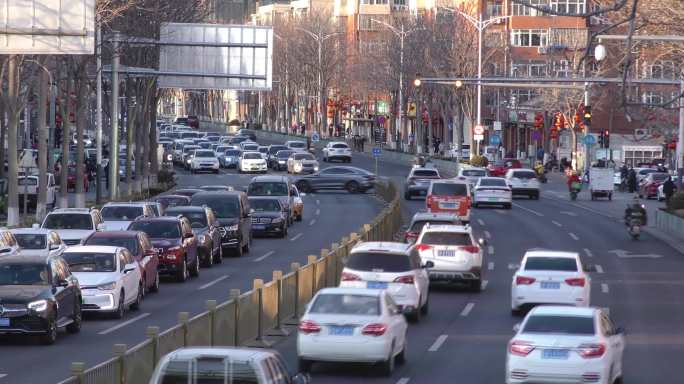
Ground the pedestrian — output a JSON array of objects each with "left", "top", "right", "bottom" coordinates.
[
  {"left": 360, "top": 136, "right": 366, "bottom": 152},
  {"left": 663, "top": 176, "right": 675, "bottom": 204},
  {"left": 433, "top": 137, "right": 440, "bottom": 155},
  {"left": 620, "top": 164, "right": 628, "bottom": 191},
  {"left": 627, "top": 168, "right": 637, "bottom": 193}
]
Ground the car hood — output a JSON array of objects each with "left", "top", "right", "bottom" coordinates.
[
  {"left": 150, "top": 238, "right": 181, "bottom": 248},
  {"left": 72, "top": 272, "right": 118, "bottom": 287},
  {"left": 18, "top": 249, "right": 50, "bottom": 257},
  {"left": 0, "top": 285, "right": 50, "bottom": 304},
  {"left": 52, "top": 229, "right": 95, "bottom": 241},
  {"left": 102, "top": 220, "right": 133, "bottom": 231}
]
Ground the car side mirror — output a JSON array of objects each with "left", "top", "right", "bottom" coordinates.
[
  {"left": 0, "top": 247, "right": 12, "bottom": 254},
  {"left": 49, "top": 244, "right": 60, "bottom": 251},
  {"left": 422, "top": 260, "right": 434, "bottom": 269},
  {"left": 478, "top": 238, "right": 487, "bottom": 246},
  {"left": 513, "top": 323, "right": 521, "bottom": 333},
  {"left": 57, "top": 279, "right": 69, "bottom": 288},
  {"left": 123, "top": 263, "right": 137, "bottom": 274}
]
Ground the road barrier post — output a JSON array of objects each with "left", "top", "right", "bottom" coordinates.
[
  {"left": 363, "top": 224, "right": 372, "bottom": 241},
  {"left": 286, "top": 262, "right": 301, "bottom": 323},
  {"left": 206, "top": 300, "right": 217, "bottom": 346},
  {"left": 113, "top": 344, "right": 127, "bottom": 384},
  {"left": 146, "top": 326, "right": 160, "bottom": 369},
  {"left": 178, "top": 312, "right": 189, "bottom": 346},
  {"left": 320, "top": 249, "right": 329, "bottom": 286},
  {"left": 308, "top": 255, "right": 317, "bottom": 298},
  {"left": 270, "top": 270, "right": 290, "bottom": 336},
  {"left": 230, "top": 289, "right": 241, "bottom": 344},
  {"left": 70, "top": 362, "right": 85, "bottom": 384},
  {"left": 331, "top": 242, "right": 340, "bottom": 285}
]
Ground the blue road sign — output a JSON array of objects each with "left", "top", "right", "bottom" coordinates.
[
  {"left": 311, "top": 132, "right": 320, "bottom": 142},
  {"left": 583, "top": 134, "right": 596, "bottom": 146},
  {"left": 372, "top": 147, "right": 381, "bottom": 157},
  {"left": 490, "top": 134, "right": 501, "bottom": 145}
]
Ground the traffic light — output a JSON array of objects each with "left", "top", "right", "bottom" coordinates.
[
  {"left": 598, "top": 130, "right": 604, "bottom": 147},
  {"left": 583, "top": 105, "right": 592, "bottom": 126},
  {"left": 603, "top": 129, "right": 610, "bottom": 148}
]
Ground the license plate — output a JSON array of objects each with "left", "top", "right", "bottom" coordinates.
[
  {"left": 541, "top": 281, "right": 561, "bottom": 289},
  {"left": 439, "top": 202, "right": 458, "bottom": 209},
  {"left": 367, "top": 281, "right": 388, "bottom": 289},
  {"left": 437, "top": 249, "right": 455, "bottom": 257},
  {"left": 252, "top": 224, "right": 266, "bottom": 230},
  {"left": 419, "top": 191, "right": 426, "bottom": 195},
  {"left": 329, "top": 326, "right": 354, "bottom": 336},
  {"left": 488, "top": 197, "right": 498, "bottom": 201},
  {"left": 542, "top": 349, "right": 569, "bottom": 359},
  {"left": 0, "top": 318, "right": 9, "bottom": 327}
]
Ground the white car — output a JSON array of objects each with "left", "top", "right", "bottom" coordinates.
[
  {"left": 100, "top": 202, "right": 156, "bottom": 231},
  {"left": 41, "top": 208, "right": 105, "bottom": 246},
  {"left": 11, "top": 227, "right": 67, "bottom": 257},
  {"left": 456, "top": 167, "right": 487, "bottom": 189},
  {"left": 190, "top": 149, "right": 220, "bottom": 174},
  {"left": 322, "top": 142, "right": 352, "bottom": 162},
  {"left": 473, "top": 177, "right": 513, "bottom": 209},
  {"left": 240, "top": 141, "right": 259, "bottom": 152},
  {"left": 511, "top": 250, "right": 591, "bottom": 316},
  {"left": 505, "top": 169, "right": 540, "bottom": 200},
  {"left": 62, "top": 245, "right": 143, "bottom": 319},
  {"left": 287, "top": 152, "right": 319, "bottom": 174},
  {"left": 172, "top": 139, "right": 194, "bottom": 163},
  {"left": 415, "top": 224, "right": 484, "bottom": 291},
  {"left": 340, "top": 242, "right": 430, "bottom": 322},
  {"left": 285, "top": 140, "right": 308, "bottom": 153},
  {"left": 238, "top": 151, "right": 268, "bottom": 173},
  {"left": 506, "top": 306, "right": 625, "bottom": 384},
  {"left": 297, "top": 287, "right": 408, "bottom": 375}
]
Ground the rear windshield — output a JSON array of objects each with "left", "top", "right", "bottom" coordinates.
[
  {"left": 43, "top": 214, "right": 93, "bottom": 230},
  {"left": 101, "top": 206, "right": 144, "bottom": 221},
  {"left": 156, "top": 197, "right": 189, "bottom": 208},
  {"left": 346, "top": 252, "right": 412, "bottom": 272},
  {"left": 294, "top": 153, "right": 315, "bottom": 160},
  {"left": 195, "top": 150, "right": 215, "bottom": 158},
  {"left": 85, "top": 237, "right": 138, "bottom": 254},
  {"left": 269, "top": 146, "right": 288, "bottom": 154},
  {"left": 14, "top": 234, "right": 47, "bottom": 250},
  {"left": 409, "top": 220, "right": 454, "bottom": 232},
  {"left": 249, "top": 199, "right": 281, "bottom": 212},
  {"left": 63, "top": 252, "right": 116, "bottom": 273},
  {"left": 420, "top": 232, "right": 471, "bottom": 246},
  {"left": 310, "top": 294, "right": 379, "bottom": 316},
  {"left": 277, "top": 151, "right": 293, "bottom": 159},
  {"left": 191, "top": 196, "right": 240, "bottom": 218},
  {"left": 512, "top": 171, "right": 536, "bottom": 179},
  {"left": 479, "top": 178, "right": 507, "bottom": 187},
  {"left": 462, "top": 169, "right": 486, "bottom": 177},
  {"left": 431, "top": 183, "right": 467, "bottom": 196},
  {"left": 248, "top": 182, "right": 288, "bottom": 196},
  {"left": 243, "top": 152, "right": 261, "bottom": 160},
  {"left": 128, "top": 221, "right": 180, "bottom": 239},
  {"left": 156, "top": 358, "right": 258, "bottom": 384},
  {"left": 524, "top": 257, "right": 578, "bottom": 272},
  {"left": 413, "top": 170, "right": 439, "bottom": 177},
  {"left": 332, "top": 143, "right": 348, "bottom": 149},
  {"left": 523, "top": 315, "right": 595, "bottom": 335},
  {"left": 166, "top": 211, "right": 207, "bottom": 228},
  {"left": 243, "top": 145, "right": 259, "bottom": 151},
  {"left": 288, "top": 142, "right": 306, "bottom": 148}
]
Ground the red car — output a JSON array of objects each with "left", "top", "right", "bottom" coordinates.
[
  {"left": 67, "top": 164, "right": 89, "bottom": 192},
  {"left": 487, "top": 158, "right": 522, "bottom": 177},
  {"left": 84, "top": 230, "right": 160, "bottom": 294},
  {"left": 639, "top": 172, "right": 670, "bottom": 199}
]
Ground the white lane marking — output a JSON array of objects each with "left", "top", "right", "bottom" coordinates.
[
  {"left": 584, "top": 248, "right": 594, "bottom": 258},
  {"left": 512, "top": 203, "right": 544, "bottom": 217},
  {"left": 477, "top": 219, "right": 485, "bottom": 226},
  {"left": 98, "top": 313, "right": 150, "bottom": 335},
  {"left": 569, "top": 232, "right": 579, "bottom": 241},
  {"left": 428, "top": 335, "right": 448, "bottom": 352},
  {"left": 0, "top": 374, "right": 7, "bottom": 379},
  {"left": 488, "top": 262, "right": 495, "bottom": 271},
  {"left": 460, "top": 303, "right": 475, "bottom": 317},
  {"left": 495, "top": 209, "right": 508, "bottom": 215},
  {"left": 559, "top": 211, "right": 578, "bottom": 217},
  {"left": 315, "top": 199, "right": 320, "bottom": 205},
  {"left": 484, "top": 230, "right": 491, "bottom": 239},
  {"left": 595, "top": 264, "right": 604, "bottom": 274},
  {"left": 396, "top": 378, "right": 410, "bottom": 384},
  {"left": 198, "top": 275, "right": 229, "bottom": 290},
  {"left": 487, "top": 245, "right": 494, "bottom": 255},
  {"left": 508, "top": 263, "right": 520, "bottom": 270},
  {"left": 254, "top": 251, "right": 275, "bottom": 262},
  {"left": 552, "top": 220, "right": 563, "bottom": 227},
  {"left": 315, "top": 208, "right": 320, "bottom": 216},
  {"left": 290, "top": 233, "right": 303, "bottom": 242},
  {"left": 482, "top": 280, "right": 489, "bottom": 290},
  {"left": 601, "top": 283, "right": 609, "bottom": 293},
  {"left": 309, "top": 219, "right": 316, "bottom": 226}
]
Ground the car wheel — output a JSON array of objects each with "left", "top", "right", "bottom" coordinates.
[
  {"left": 421, "top": 294, "right": 429, "bottom": 315},
  {"left": 470, "top": 279, "right": 482, "bottom": 292},
  {"left": 130, "top": 283, "right": 143, "bottom": 311},
  {"left": 473, "top": 202, "right": 479, "bottom": 209},
  {"left": 407, "top": 306, "right": 421, "bottom": 323},
  {"left": 189, "top": 256, "right": 200, "bottom": 277},
  {"left": 113, "top": 291, "right": 125, "bottom": 319},
  {"left": 298, "top": 359, "right": 312, "bottom": 373},
  {"left": 150, "top": 271, "right": 160, "bottom": 293},
  {"left": 176, "top": 258, "right": 188, "bottom": 282},
  {"left": 346, "top": 181, "right": 360, "bottom": 193},
  {"left": 380, "top": 344, "right": 395, "bottom": 376},
  {"left": 41, "top": 315, "right": 58, "bottom": 345},
  {"left": 396, "top": 338, "right": 407, "bottom": 365},
  {"left": 66, "top": 300, "right": 82, "bottom": 334}
]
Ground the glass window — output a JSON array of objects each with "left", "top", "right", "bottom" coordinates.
[
  {"left": 431, "top": 183, "right": 468, "bottom": 196},
  {"left": 310, "top": 294, "right": 380, "bottom": 315},
  {"left": 332, "top": 143, "right": 349, "bottom": 149},
  {"left": 512, "top": 170, "right": 537, "bottom": 179},
  {"left": 479, "top": 178, "right": 507, "bottom": 187},
  {"left": 84, "top": 236, "right": 139, "bottom": 254},
  {"left": 190, "top": 196, "right": 240, "bottom": 218},
  {"left": 249, "top": 198, "right": 282, "bottom": 212},
  {"left": 0, "top": 263, "right": 49, "bottom": 285},
  {"left": 43, "top": 214, "right": 93, "bottom": 230},
  {"left": 248, "top": 182, "right": 288, "bottom": 196},
  {"left": 242, "top": 152, "right": 262, "bottom": 160},
  {"left": 294, "top": 153, "right": 314, "bottom": 160},
  {"left": 194, "top": 150, "right": 216, "bottom": 158},
  {"left": 128, "top": 221, "right": 181, "bottom": 239},
  {"left": 420, "top": 232, "right": 471, "bottom": 246},
  {"left": 287, "top": 141, "right": 306, "bottom": 148},
  {"left": 346, "top": 252, "right": 412, "bottom": 272},
  {"left": 101, "top": 206, "right": 144, "bottom": 221},
  {"left": 512, "top": 0, "right": 547, "bottom": 15},
  {"left": 63, "top": 252, "right": 117, "bottom": 273},
  {"left": 412, "top": 169, "right": 439, "bottom": 177},
  {"left": 166, "top": 210, "right": 208, "bottom": 228},
  {"left": 512, "top": 29, "right": 548, "bottom": 47},
  {"left": 276, "top": 151, "right": 293, "bottom": 159},
  {"left": 523, "top": 315, "right": 595, "bottom": 335},
  {"left": 550, "top": 0, "right": 586, "bottom": 14},
  {"left": 524, "top": 257, "right": 578, "bottom": 271}
]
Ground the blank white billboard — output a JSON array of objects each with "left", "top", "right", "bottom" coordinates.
[
  {"left": 159, "top": 23, "right": 272, "bottom": 91},
  {"left": 0, "top": 0, "right": 95, "bottom": 54}
]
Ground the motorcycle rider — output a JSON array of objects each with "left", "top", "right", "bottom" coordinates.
[
  {"left": 567, "top": 171, "right": 581, "bottom": 191},
  {"left": 624, "top": 195, "right": 648, "bottom": 226}
]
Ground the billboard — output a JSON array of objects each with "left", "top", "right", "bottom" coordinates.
[
  {"left": 0, "top": 0, "right": 95, "bottom": 54},
  {"left": 159, "top": 23, "right": 272, "bottom": 91}
]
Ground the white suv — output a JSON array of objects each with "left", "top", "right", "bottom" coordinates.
[
  {"left": 340, "top": 242, "right": 430, "bottom": 322},
  {"left": 100, "top": 202, "right": 157, "bottom": 231},
  {"left": 190, "top": 149, "right": 220, "bottom": 174},
  {"left": 238, "top": 151, "right": 268, "bottom": 173},
  {"left": 505, "top": 168, "right": 540, "bottom": 200},
  {"left": 41, "top": 208, "right": 104, "bottom": 246},
  {"left": 323, "top": 142, "right": 352, "bottom": 162},
  {"left": 414, "top": 224, "right": 485, "bottom": 291}
]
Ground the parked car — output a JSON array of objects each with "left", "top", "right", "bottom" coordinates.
[
  {"left": 190, "top": 191, "right": 252, "bottom": 257},
  {"left": 404, "top": 167, "right": 440, "bottom": 200},
  {"left": 288, "top": 152, "right": 319, "bottom": 174},
  {"left": 83, "top": 231, "right": 160, "bottom": 294},
  {"left": 403, "top": 212, "right": 461, "bottom": 244},
  {"left": 488, "top": 158, "right": 522, "bottom": 177},
  {"left": 10, "top": 227, "right": 67, "bottom": 257},
  {"left": 165, "top": 206, "right": 223, "bottom": 266},
  {"left": 322, "top": 142, "right": 352, "bottom": 162},
  {"left": 248, "top": 197, "right": 288, "bottom": 237},
  {"left": 472, "top": 177, "right": 512, "bottom": 209},
  {"left": 0, "top": 254, "right": 82, "bottom": 344},
  {"left": 295, "top": 166, "right": 375, "bottom": 194},
  {"left": 638, "top": 172, "right": 670, "bottom": 199},
  {"left": 247, "top": 175, "right": 294, "bottom": 225},
  {"left": 426, "top": 180, "right": 471, "bottom": 223},
  {"left": 41, "top": 208, "right": 105, "bottom": 246},
  {"left": 128, "top": 216, "right": 200, "bottom": 282},
  {"left": 238, "top": 151, "right": 268, "bottom": 173},
  {"left": 505, "top": 169, "right": 540, "bottom": 200},
  {"left": 100, "top": 202, "right": 157, "bottom": 231}
]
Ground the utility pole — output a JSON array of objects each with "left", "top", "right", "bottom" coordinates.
[
  {"left": 109, "top": 31, "right": 120, "bottom": 200},
  {"left": 96, "top": 18, "right": 103, "bottom": 204}
]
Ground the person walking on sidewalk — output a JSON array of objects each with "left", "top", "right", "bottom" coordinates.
[
  {"left": 627, "top": 168, "right": 637, "bottom": 193},
  {"left": 663, "top": 176, "right": 676, "bottom": 204}
]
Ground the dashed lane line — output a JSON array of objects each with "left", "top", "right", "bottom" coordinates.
[
  {"left": 315, "top": 209, "right": 320, "bottom": 216},
  {"left": 0, "top": 374, "right": 7, "bottom": 379},
  {"left": 309, "top": 219, "right": 317, "bottom": 226},
  {"left": 584, "top": 248, "right": 594, "bottom": 258},
  {"left": 315, "top": 200, "right": 320, "bottom": 205},
  {"left": 512, "top": 203, "right": 544, "bottom": 217},
  {"left": 460, "top": 303, "right": 475, "bottom": 317},
  {"left": 396, "top": 378, "right": 410, "bottom": 384},
  {"left": 254, "top": 251, "right": 275, "bottom": 262},
  {"left": 98, "top": 313, "right": 151, "bottom": 335},
  {"left": 477, "top": 219, "right": 485, "bottom": 226},
  {"left": 484, "top": 230, "right": 492, "bottom": 239},
  {"left": 552, "top": 220, "right": 563, "bottom": 227},
  {"left": 482, "top": 280, "right": 489, "bottom": 291},
  {"left": 595, "top": 264, "right": 604, "bottom": 274},
  {"left": 569, "top": 232, "right": 579, "bottom": 241},
  {"left": 290, "top": 233, "right": 303, "bottom": 242},
  {"left": 428, "top": 335, "right": 448, "bottom": 352},
  {"left": 488, "top": 262, "right": 495, "bottom": 271},
  {"left": 488, "top": 245, "right": 495, "bottom": 255},
  {"left": 601, "top": 283, "right": 609, "bottom": 293},
  {"left": 198, "top": 275, "right": 229, "bottom": 290}
]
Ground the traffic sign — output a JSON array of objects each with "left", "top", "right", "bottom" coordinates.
[
  {"left": 583, "top": 134, "right": 596, "bottom": 145},
  {"left": 372, "top": 147, "right": 381, "bottom": 157},
  {"left": 474, "top": 134, "right": 484, "bottom": 141},
  {"left": 493, "top": 121, "right": 502, "bottom": 131},
  {"left": 311, "top": 132, "right": 320, "bottom": 143},
  {"left": 474, "top": 125, "right": 485, "bottom": 135},
  {"left": 490, "top": 134, "right": 501, "bottom": 145}
]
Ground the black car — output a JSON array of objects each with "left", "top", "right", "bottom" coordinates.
[
  {"left": 295, "top": 166, "right": 376, "bottom": 194},
  {"left": 173, "top": 188, "right": 205, "bottom": 198},
  {"left": 154, "top": 194, "right": 192, "bottom": 212},
  {"left": 229, "top": 136, "right": 250, "bottom": 146},
  {"left": 165, "top": 206, "right": 223, "bottom": 267},
  {"left": 190, "top": 191, "right": 252, "bottom": 257},
  {"left": 267, "top": 145, "right": 289, "bottom": 164},
  {"left": 248, "top": 197, "right": 288, "bottom": 237},
  {"left": 0, "top": 254, "right": 82, "bottom": 344},
  {"left": 237, "top": 129, "right": 257, "bottom": 141},
  {"left": 270, "top": 150, "right": 294, "bottom": 171}
]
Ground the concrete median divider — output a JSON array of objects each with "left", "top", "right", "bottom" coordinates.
[{"left": 56, "top": 178, "right": 401, "bottom": 384}]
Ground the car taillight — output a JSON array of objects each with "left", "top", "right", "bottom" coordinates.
[
  {"left": 394, "top": 275, "right": 414, "bottom": 284},
  {"left": 404, "top": 232, "right": 417, "bottom": 241},
  {"left": 459, "top": 245, "right": 480, "bottom": 253},
  {"left": 298, "top": 320, "right": 321, "bottom": 334},
  {"left": 341, "top": 272, "right": 361, "bottom": 281},
  {"left": 578, "top": 343, "right": 606, "bottom": 358},
  {"left": 415, "top": 244, "right": 432, "bottom": 252},
  {"left": 458, "top": 176, "right": 466, "bottom": 180},
  {"left": 509, "top": 340, "right": 534, "bottom": 356},
  {"left": 565, "top": 277, "right": 586, "bottom": 287},
  {"left": 515, "top": 276, "right": 536, "bottom": 285},
  {"left": 362, "top": 323, "right": 387, "bottom": 336}
]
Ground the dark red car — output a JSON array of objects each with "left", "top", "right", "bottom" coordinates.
[
  {"left": 487, "top": 158, "right": 522, "bottom": 177},
  {"left": 84, "top": 231, "right": 160, "bottom": 294},
  {"left": 639, "top": 172, "right": 670, "bottom": 199},
  {"left": 67, "top": 164, "right": 89, "bottom": 192}
]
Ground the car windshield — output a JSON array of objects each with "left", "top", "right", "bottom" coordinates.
[
  {"left": 431, "top": 183, "right": 467, "bottom": 196},
  {"left": 85, "top": 237, "right": 138, "bottom": 254},
  {"left": 462, "top": 169, "right": 486, "bottom": 177},
  {"left": 157, "top": 197, "right": 189, "bottom": 208},
  {"left": 191, "top": 196, "right": 240, "bottom": 218},
  {"left": 101, "top": 206, "right": 144, "bottom": 221},
  {"left": 310, "top": 294, "right": 380, "bottom": 316},
  {"left": 420, "top": 232, "right": 471, "bottom": 246},
  {"left": 269, "top": 146, "right": 288, "bottom": 154},
  {"left": 63, "top": 252, "right": 117, "bottom": 273},
  {"left": 413, "top": 169, "right": 439, "bottom": 177},
  {"left": 250, "top": 199, "right": 281, "bottom": 212},
  {"left": 294, "top": 153, "right": 314, "bottom": 160},
  {"left": 479, "top": 179, "right": 507, "bottom": 187},
  {"left": 224, "top": 150, "right": 241, "bottom": 156},
  {"left": 332, "top": 143, "right": 348, "bottom": 149},
  {"left": 522, "top": 315, "right": 595, "bottom": 335},
  {"left": 512, "top": 171, "right": 536, "bottom": 179},
  {"left": 277, "top": 151, "right": 293, "bottom": 159},
  {"left": 248, "top": 182, "right": 288, "bottom": 196},
  {"left": 243, "top": 145, "right": 258, "bottom": 151},
  {"left": 14, "top": 234, "right": 47, "bottom": 250},
  {"left": 410, "top": 220, "right": 453, "bottom": 232},
  {"left": 0, "top": 263, "right": 49, "bottom": 285},
  {"left": 43, "top": 214, "right": 93, "bottom": 230},
  {"left": 243, "top": 153, "right": 261, "bottom": 160},
  {"left": 346, "top": 252, "right": 412, "bottom": 272},
  {"left": 195, "top": 151, "right": 215, "bottom": 158},
  {"left": 288, "top": 142, "right": 306, "bottom": 148},
  {"left": 524, "top": 257, "right": 578, "bottom": 271},
  {"left": 128, "top": 221, "right": 181, "bottom": 239},
  {"left": 156, "top": 358, "right": 258, "bottom": 384},
  {"left": 167, "top": 211, "right": 207, "bottom": 228}
]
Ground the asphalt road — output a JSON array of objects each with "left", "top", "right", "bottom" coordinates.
[
  {"left": 0, "top": 139, "right": 384, "bottom": 384},
  {"left": 272, "top": 150, "right": 684, "bottom": 384}
]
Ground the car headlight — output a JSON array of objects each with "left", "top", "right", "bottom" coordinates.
[
  {"left": 186, "top": 159, "right": 191, "bottom": 164},
  {"left": 294, "top": 164, "right": 302, "bottom": 172},
  {"left": 199, "top": 234, "right": 206, "bottom": 243},
  {"left": 27, "top": 299, "right": 48, "bottom": 312},
  {"left": 226, "top": 224, "right": 239, "bottom": 232},
  {"left": 166, "top": 154, "right": 172, "bottom": 161},
  {"left": 313, "top": 164, "right": 319, "bottom": 171},
  {"left": 98, "top": 282, "right": 117, "bottom": 291},
  {"left": 279, "top": 160, "right": 286, "bottom": 164},
  {"left": 272, "top": 217, "right": 283, "bottom": 224}
]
